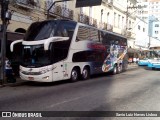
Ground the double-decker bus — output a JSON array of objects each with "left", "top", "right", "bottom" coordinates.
[{"left": 10, "top": 19, "right": 128, "bottom": 82}]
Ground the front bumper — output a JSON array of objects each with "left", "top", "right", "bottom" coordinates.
[{"left": 20, "top": 72, "right": 52, "bottom": 82}]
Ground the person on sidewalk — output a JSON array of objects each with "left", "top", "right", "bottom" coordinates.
[
  {"left": 5, "top": 57, "right": 16, "bottom": 83},
  {"left": 128, "top": 58, "right": 132, "bottom": 64},
  {"left": 133, "top": 57, "right": 136, "bottom": 64},
  {"left": 136, "top": 57, "right": 139, "bottom": 64}
]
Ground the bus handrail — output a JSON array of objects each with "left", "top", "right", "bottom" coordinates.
[
  {"left": 10, "top": 39, "right": 23, "bottom": 52},
  {"left": 44, "top": 37, "right": 69, "bottom": 50}
]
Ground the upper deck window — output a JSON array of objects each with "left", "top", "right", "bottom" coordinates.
[
  {"left": 24, "top": 21, "right": 58, "bottom": 41},
  {"left": 24, "top": 20, "right": 76, "bottom": 41},
  {"left": 77, "top": 26, "right": 99, "bottom": 42}
]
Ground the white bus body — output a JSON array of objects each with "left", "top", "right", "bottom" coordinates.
[{"left": 11, "top": 20, "right": 128, "bottom": 82}]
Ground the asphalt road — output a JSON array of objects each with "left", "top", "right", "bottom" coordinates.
[{"left": 0, "top": 66, "right": 160, "bottom": 120}]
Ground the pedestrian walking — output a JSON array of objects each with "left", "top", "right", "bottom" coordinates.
[
  {"left": 136, "top": 57, "right": 139, "bottom": 64},
  {"left": 5, "top": 57, "right": 16, "bottom": 83},
  {"left": 133, "top": 57, "right": 136, "bottom": 64},
  {"left": 128, "top": 58, "right": 132, "bottom": 64}
]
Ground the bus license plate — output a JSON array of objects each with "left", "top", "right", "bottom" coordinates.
[{"left": 28, "top": 77, "right": 34, "bottom": 80}]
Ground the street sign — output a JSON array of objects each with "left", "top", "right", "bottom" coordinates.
[{"left": 76, "top": 0, "right": 102, "bottom": 8}]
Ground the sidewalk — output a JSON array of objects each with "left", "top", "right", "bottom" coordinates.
[
  {"left": 127, "top": 63, "right": 139, "bottom": 70},
  {"left": 0, "top": 77, "right": 26, "bottom": 87},
  {"left": 0, "top": 64, "right": 139, "bottom": 87}
]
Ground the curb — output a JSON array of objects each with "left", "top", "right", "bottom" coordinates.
[{"left": 0, "top": 78, "right": 26, "bottom": 87}]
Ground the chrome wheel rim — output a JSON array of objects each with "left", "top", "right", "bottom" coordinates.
[
  {"left": 82, "top": 69, "right": 88, "bottom": 79},
  {"left": 72, "top": 70, "right": 77, "bottom": 80},
  {"left": 114, "top": 67, "right": 117, "bottom": 74}
]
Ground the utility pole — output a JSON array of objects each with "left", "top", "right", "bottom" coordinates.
[{"left": 0, "top": 0, "right": 11, "bottom": 86}]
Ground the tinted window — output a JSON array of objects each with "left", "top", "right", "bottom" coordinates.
[
  {"left": 100, "top": 31, "right": 127, "bottom": 46},
  {"left": 55, "top": 21, "right": 76, "bottom": 39},
  {"left": 24, "top": 21, "right": 57, "bottom": 41},
  {"left": 72, "top": 51, "right": 105, "bottom": 62},
  {"left": 50, "top": 41, "right": 70, "bottom": 63},
  {"left": 22, "top": 45, "right": 51, "bottom": 67},
  {"left": 77, "top": 26, "right": 99, "bottom": 42}
]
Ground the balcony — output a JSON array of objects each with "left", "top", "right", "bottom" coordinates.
[
  {"left": 47, "top": 4, "right": 62, "bottom": 16},
  {"left": 61, "top": 7, "right": 73, "bottom": 19},
  {"left": 99, "top": 22, "right": 113, "bottom": 31},
  {"left": 92, "top": 18, "right": 97, "bottom": 27},
  {"left": 14, "top": 0, "right": 37, "bottom": 9},
  {"left": 121, "top": 30, "right": 132, "bottom": 38},
  {"left": 78, "top": 14, "right": 90, "bottom": 25},
  {"left": 102, "top": 0, "right": 113, "bottom": 7},
  {"left": 78, "top": 14, "right": 97, "bottom": 27},
  {"left": 107, "top": 24, "right": 113, "bottom": 31},
  {"left": 99, "top": 22, "right": 107, "bottom": 30},
  {"left": 46, "top": 2, "right": 73, "bottom": 19}
]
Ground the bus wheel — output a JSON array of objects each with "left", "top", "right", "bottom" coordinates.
[
  {"left": 82, "top": 67, "right": 90, "bottom": 80},
  {"left": 112, "top": 65, "right": 117, "bottom": 75},
  {"left": 70, "top": 68, "right": 79, "bottom": 82}
]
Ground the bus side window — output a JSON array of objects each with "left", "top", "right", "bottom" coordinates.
[
  {"left": 77, "top": 26, "right": 90, "bottom": 41},
  {"left": 62, "top": 29, "right": 68, "bottom": 37},
  {"left": 68, "top": 30, "right": 74, "bottom": 39}
]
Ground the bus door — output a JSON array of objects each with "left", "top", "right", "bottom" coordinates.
[
  {"left": 51, "top": 41, "right": 68, "bottom": 81},
  {"left": 52, "top": 61, "right": 64, "bottom": 81}
]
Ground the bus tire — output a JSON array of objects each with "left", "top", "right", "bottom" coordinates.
[
  {"left": 82, "top": 67, "right": 90, "bottom": 80},
  {"left": 112, "top": 65, "right": 117, "bottom": 75},
  {"left": 70, "top": 68, "right": 79, "bottom": 82}
]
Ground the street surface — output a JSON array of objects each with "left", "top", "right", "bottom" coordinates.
[{"left": 0, "top": 66, "right": 160, "bottom": 120}]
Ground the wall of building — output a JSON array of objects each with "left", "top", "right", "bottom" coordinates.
[
  {"left": 152, "top": 21, "right": 160, "bottom": 40},
  {"left": 0, "top": 0, "right": 139, "bottom": 50},
  {"left": 135, "top": 17, "right": 149, "bottom": 48},
  {"left": 137, "top": 2, "right": 149, "bottom": 22}
]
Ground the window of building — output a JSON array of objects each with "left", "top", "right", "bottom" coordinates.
[
  {"left": 118, "top": 14, "right": 121, "bottom": 28},
  {"left": 138, "top": 25, "right": 140, "bottom": 30},
  {"left": 155, "top": 24, "right": 159, "bottom": 27},
  {"left": 143, "top": 28, "right": 145, "bottom": 32},
  {"left": 122, "top": 16, "right": 124, "bottom": 28},
  {"left": 155, "top": 31, "right": 159, "bottom": 34},
  {"left": 129, "top": 20, "right": 131, "bottom": 28},
  {"left": 114, "top": 12, "right": 117, "bottom": 27}
]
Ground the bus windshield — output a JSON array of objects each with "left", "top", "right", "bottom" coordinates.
[
  {"left": 24, "top": 21, "right": 58, "bottom": 41},
  {"left": 143, "top": 50, "right": 160, "bottom": 59},
  {"left": 24, "top": 20, "right": 76, "bottom": 41},
  {"left": 21, "top": 20, "right": 77, "bottom": 67},
  {"left": 22, "top": 45, "right": 51, "bottom": 67}
]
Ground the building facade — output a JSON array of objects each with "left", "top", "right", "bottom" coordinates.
[
  {"left": 135, "top": 17, "right": 149, "bottom": 49},
  {"left": 0, "top": 0, "right": 138, "bottom": 48}
]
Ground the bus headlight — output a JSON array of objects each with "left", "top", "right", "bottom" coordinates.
[{"left": 43, "top": 76, "right": 49, "bottom": 80}]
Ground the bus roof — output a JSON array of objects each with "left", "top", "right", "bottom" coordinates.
[{"left": 33, "top": 19, "right": 127, "bottom": 39}]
